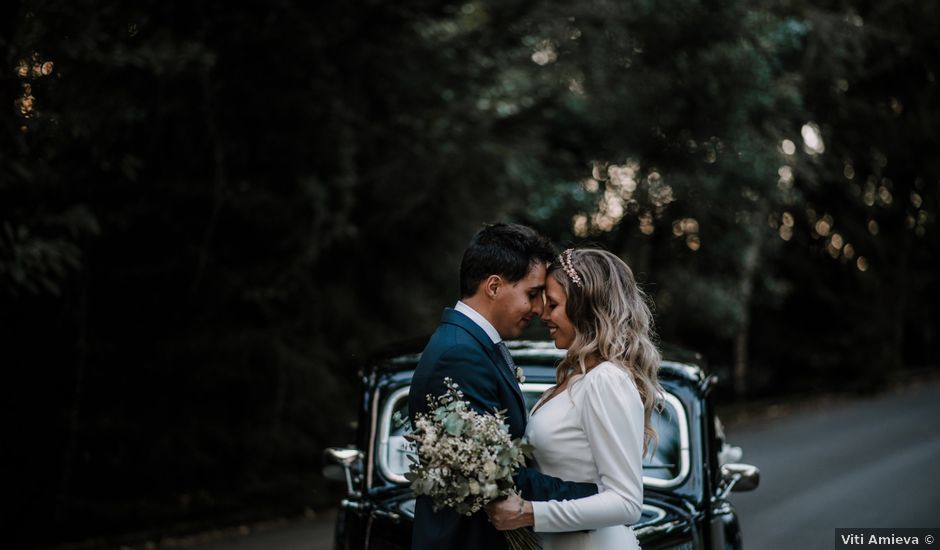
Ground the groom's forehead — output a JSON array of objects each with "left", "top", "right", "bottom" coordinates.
[{"left": 519, "top": 262, "right": 547, "bottom": 287}]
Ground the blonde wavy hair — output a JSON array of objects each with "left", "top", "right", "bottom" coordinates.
[{"left": 549, "top": 248, "right": 664, "bottom": 454}]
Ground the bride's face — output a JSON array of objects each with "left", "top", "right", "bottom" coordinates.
[{"left": 541, "top": 275, "right": 576, "bottom": 349}]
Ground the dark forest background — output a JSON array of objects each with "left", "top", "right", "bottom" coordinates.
[{"left": 2, "top": 0, "right": 938, "bottom": 547}]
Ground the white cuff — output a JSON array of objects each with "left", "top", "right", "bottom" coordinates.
[{"left": 531, "top": 499, "right": 548, "bottom": 532}]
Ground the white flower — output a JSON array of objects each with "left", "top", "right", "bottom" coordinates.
[
  {"left": 515, "top": 367, "right": 526, "bottom": 383},
  {"left": 405, "top": 379, "right": 531, "bottom": 516}
]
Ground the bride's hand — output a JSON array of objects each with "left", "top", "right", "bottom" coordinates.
[{"left": 484, "top": 493, "right": 534, "bottom": 530}]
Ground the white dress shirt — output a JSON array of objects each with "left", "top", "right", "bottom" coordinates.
[{"left": 454, "top": 301, "right": 501, "bottom": 344}]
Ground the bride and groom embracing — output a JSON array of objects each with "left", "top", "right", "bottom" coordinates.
[{"left": 408, "top": 223, "right": 663, "bottom": 550}]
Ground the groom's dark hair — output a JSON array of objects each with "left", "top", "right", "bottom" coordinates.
[{"left": 460, "top": 223, "right": 557, "bottom": 298}]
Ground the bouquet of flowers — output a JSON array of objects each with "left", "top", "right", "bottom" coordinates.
[{"left": 398, "top": 378, "right": 539, "bottom": 550}]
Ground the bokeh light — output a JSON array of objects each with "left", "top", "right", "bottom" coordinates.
[{"left": 801, "top": 122, "right": 825, "bottom": 154}]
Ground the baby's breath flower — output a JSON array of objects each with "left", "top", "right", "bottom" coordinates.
[{"left": 404, "top": 378, "right": 531, "bottom": 517}]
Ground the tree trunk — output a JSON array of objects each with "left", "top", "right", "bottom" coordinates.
[{"left": 734, "top": 202, "right": 769, "bottom": 399}]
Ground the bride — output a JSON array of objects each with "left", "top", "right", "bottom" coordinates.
[{"left": 485, "top": 248, "right": 662, "bottom": 550}]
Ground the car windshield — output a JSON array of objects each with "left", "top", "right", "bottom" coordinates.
[{"left": 377, "top": 381, "right": 689, "bottom": 489}]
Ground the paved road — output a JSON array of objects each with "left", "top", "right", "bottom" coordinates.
[
  {"left": 169, "top": 379, "right": 940, "bottom": 550},
  {"left": 175, "top": 514, "right": 336, "bottom": 550},
  {"left": 728, "top": 380, "right": 940, "bottom": 550},
  {"left": 136, "top": 511, "right": 337, "bottom": 550}
]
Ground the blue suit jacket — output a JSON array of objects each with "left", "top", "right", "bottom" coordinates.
[{"left": 408, "top": 308, "right": 598, "bottom": 550}]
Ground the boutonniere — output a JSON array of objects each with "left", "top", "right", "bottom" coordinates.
[{"left": 515, "top": 367, "right": 526, "bottom": 384}]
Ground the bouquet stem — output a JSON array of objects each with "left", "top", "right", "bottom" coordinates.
[{"left": 503, "top": 527, "right": 540, "bottom": 550}]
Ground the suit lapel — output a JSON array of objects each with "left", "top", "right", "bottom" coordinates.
[
  {"left": 441, "top": 308, "right": 526, "bottom": 413},
  {"left": 492, "top": 343, "right": 526, "bottom": 412}
]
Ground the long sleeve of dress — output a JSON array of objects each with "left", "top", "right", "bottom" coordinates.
[{"left": 531, "top": 363, "right": 645, "bottom": 532}]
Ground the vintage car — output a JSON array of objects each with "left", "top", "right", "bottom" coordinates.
[{"left": 324, "top": 340, "right": 759, "bottom": 550}]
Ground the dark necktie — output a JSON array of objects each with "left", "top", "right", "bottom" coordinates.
[{"left": 495, "top": 341, "right": 517, "bottom": 376}]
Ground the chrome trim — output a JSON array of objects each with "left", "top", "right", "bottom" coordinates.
[
  {"left": 377, "top": 386, "right": 413, "bottom": 484},
  {"left": 521, "top": 382, "right": 553, "bottom": 401},
  {"left": 398, "top": 498, "right": 416, "bottom": 518},
  {"left": 712, "top": 500, "right": 734, "bottom": 515},
  {"left": 372, "top": 508, "right": 401, "bottom": 522},
  {"left": 504, "top": 340, "right": 565, "bottom": 354},
  {"left": 635, "top": 503, "right": 667, "bottom": 528},
  {"left": 325, "top": 447, "right": 364, "bottom": 465},
  {"left": 643, "top": 391, "right": 691, "bottom": 488},
  {"left": 718, "top": 462, "right": 760, "bottom": 498},
  {"left": 633, "top": 518, "right": 688, "bottom": 538},
  {"left": 324, "top": 447, "right": 363, "bottom": 496},
  {"left": 366, "top": 385, "right": 380, "bottom": 491},
  {"left": 341, "top": 498, "right": 365, "bottom": 511}
]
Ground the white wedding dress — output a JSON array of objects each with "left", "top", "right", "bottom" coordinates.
[{"left": 526, "top": 361, "right": 644, "bottom": 550}]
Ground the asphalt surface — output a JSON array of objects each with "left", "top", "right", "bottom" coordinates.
[
  {"left": 132, "top": 511, "right": 338, "bottom": 550},
  {"left": 728, "top": 379, "right": 940, "bottom": 549},
  {"left": 173, "top": 515, "right": 336, "bottom": 550},
  {"left": 165, "top": 378, "right": 940, "bottom": 550}
]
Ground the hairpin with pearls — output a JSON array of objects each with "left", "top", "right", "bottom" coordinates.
[{"left": 559, "top": 249, "right": 583, "bottom": 288}]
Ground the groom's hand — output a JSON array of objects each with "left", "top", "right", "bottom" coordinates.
[{"left": 484, "top": 494, "right": 534, "bottom": 531}]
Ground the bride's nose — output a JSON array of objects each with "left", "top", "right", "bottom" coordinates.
[{"left": 539, "top": 302, "right": 551, "bottom": 322}]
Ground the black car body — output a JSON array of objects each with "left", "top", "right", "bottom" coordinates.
[{"left": 324, "top": 340, "right": 759, "bottom": 550}]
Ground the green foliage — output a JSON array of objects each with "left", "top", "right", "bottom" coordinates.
[{"left": 2, "top": 0, "right": 937, "bottom": 545}]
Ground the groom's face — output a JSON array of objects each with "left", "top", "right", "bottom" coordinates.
[{"left": 491, "top": 261, "right": 547, "bottom": 339}]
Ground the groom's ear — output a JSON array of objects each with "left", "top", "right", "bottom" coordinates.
[{"left": 484, "top": 275, "right": 502, "bottom": 299}]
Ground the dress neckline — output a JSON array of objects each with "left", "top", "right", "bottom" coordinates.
[
  {"left": 530, "top": 361, "right": 624, "bottom": 416},
  {"left": 531, "top": 385, "right": 569, "bottom": 416}
]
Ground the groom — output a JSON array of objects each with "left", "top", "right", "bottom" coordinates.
[{"left": 409, "top": 223, "right": 598, "bottom": 550}]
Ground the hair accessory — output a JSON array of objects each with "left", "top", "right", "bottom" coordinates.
[{"left": 559, "top": 249, "right": 583, "bottom": 288}]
